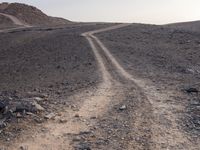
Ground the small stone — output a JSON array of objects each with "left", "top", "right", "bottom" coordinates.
[
  {"left": 32, "top": 101, "right": 45, "bottom": 111},
  {"left": 57, "top": 113, "right": 62, "bottom": 116},
  {"left": 26, "top": 112, "right": 35, "bottom": 116},
  {"left": 56, "top": 91, "right": 61, "bottom": 95},
  {"left": 34, "top": 97, "right": 43, "bottom": 101},
  {"left": 19, "top": 145, "right": 28, "bottom": 150},
  {"left": 48, "top": 85, "right": 53, "bottom": 88},
  {"left": 80, "top": 131, "right": 92, "bottom": 135},
  {"left": 45, "top": 113, "right": 56, "bottom": 119},
  {"left": 90, "top": 116, "right": 97, "bottom": 119},
  {"left": 185, "top": 88, "right": 198, "bottom": 93},
  {"left": 70, "top": 104, "right": 77, "bottom": 110},
  {"left": 26, "top": 92, "right": 48, "bottom": 98},
  {"left": 41, "top": 94, "right": 48, "bottom": 98},
  {"left": 16, "top": 113, "right": 22, "bottom": 118},
  {"left": 75, "top": 114, "right": 79, "bottom": 118},
  {"left": 0, "top": 102, "right": 6, "bottom": 112},
  {"left": 59, "top": 119, "right": 67, "bottom": 123},
  {"left": 119, "top": 105, "right": 127, "bottom": 110},
  {"left": 197, "top": 106, "right": 200, "bottom": 109},
  {"left": 33, "top": 88, "right": 38, "bottom": 91},
  {"left": 72, "top": 107, "right": 79, "bottom": 111},
  {"left": 8, "top": 97, "right": 13, "bottom": 100},
  {"left": 73, "top": 136, "right": 82, "bottom": 142},
  {"left": 75, "top": 144, "right": 91, "bottom": 150},
  {"left": 34, "top": 118, "right": 44, "bottom": 124}
]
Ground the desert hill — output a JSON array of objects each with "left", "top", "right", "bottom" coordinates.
[{"left": 0, "top": 2, "right": 71, "bottom": 26}]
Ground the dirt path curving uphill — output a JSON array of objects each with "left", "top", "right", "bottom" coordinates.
[
  {"left": 87, "top": 26, "right": 196, "bottom": 149},
  {"left": 83, "top": 24, "right": 197, "bottom": 149},
  {"left": 6, "top": 25, "right": 128, "bottom": 150},
  {"left": 0, "top": 13, "right": 30, "bottom": 27},
  {"left": 0, "top": 13, "right": 31, "bottom": 33},
  {"left": 4, "top": 24, "right": 198, "bottom": 149}
]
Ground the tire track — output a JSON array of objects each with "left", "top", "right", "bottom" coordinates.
[
  {"left": 7, "top": 26, "right": 123, "bottom": 150},
  {"left": 0, "top": 13, "right": 29, "bottom": 26},
  {"left": 5, "top": 23, "right": 195, "bottom": 149},
  {"left": 87, "top": 24, "right": 195, "bottom": 149},
  {"left": 0, "top": 13, "right": 31, "bottom": 33}
]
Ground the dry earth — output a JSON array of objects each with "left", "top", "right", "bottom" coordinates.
[
  {"left": 0, "top": 14, "right": 16, "bottom": 29},
  {"left": 96, "top": 24, "right": 200, "bottom": 149},
  {"left": 0, "top": 12, "right": 200, "bottom": 150},
  {"left": 0, "top": 3, "right": 70, "bottom": 26}
]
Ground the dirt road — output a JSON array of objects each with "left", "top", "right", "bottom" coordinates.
[
  {"left": 0, "top": 13, "right": 29, "bottom": 27},
  {"left": 0, "top": 13, "right": 31, "bottom": 32},
  {"left": 2, "top": 24, "right": 199, "bottom": 149},
  {"left": 83, "top": 24, "right": 198, "bottom": 149}
]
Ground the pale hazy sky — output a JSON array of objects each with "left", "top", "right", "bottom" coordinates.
[{"left": 1, "top": 0, "right": 200, "bottom": 24}]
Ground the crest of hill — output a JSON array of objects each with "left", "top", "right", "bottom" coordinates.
[
  {"left": 0, "top": 2, "right": 71, "bottom": 26},
  {"left": 166, "top": 21, "right": 200, "bottom": 32}
]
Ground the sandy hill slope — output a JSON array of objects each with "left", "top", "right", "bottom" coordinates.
[
  {"left": 166, "top": 21, "right": 200, "bottom": 32},
  {"left": 0, "top": 2, "right": 71, "bottom": 26},
  {"left": 0, "top": 14, "right": 14, "bottom": 26},
  {"left": 0, "top": 12, "right": 22, "bottom": 29}
]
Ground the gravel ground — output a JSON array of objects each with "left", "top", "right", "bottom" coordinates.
[
  {"left": 1, "top": 22, "right": 200, "bottom": 149},
  {"left": 0, "top": 23, "right": 114, "bottom": 143},
  {"left": 96, "top": 23, "right": 200, "bottom": 147}
]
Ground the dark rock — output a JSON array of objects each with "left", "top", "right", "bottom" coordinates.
[
  {"left": 90, "top": 116, "right": 97, "bottom": 119},
  {"left": 19, "top": 145, "right": 28, "bottom": 150},
  {"left": 0, "top": 102, "right": 6, "bottom": 112},
  {"left": 186, "top": 88, "right": 199, "bottom": 93},
  {"left": 34, "top": 118, "right": 44, "bottom": 124},
  {"left": 59, "top": 118, "right": 68, "bottom": 123},
  {"left": 15, "top": 102, "right": 35, "bottom": 113},
  {"left": 48, "top": 84, "right": 53, "bottom": 88},
  {"left": 79, "top": 131, "right": 92, "bottom": 135},
  {"left": 56, "top": 65, "right": 61, "bottom": 69},
  {"left": 56, "top": 91, "right": 61, "bottom": 95},
  {"left": 75, "top": 114, "right": 80, "bottom": 118},
  {"left": 75, "top": 143, "right": 91, "bottom": 150},
  {"left": 96, "top": 138, "right": 109, "bottom": 145},
  {"left": 15, "top": 101, "right": 44, "bottom": 113}
]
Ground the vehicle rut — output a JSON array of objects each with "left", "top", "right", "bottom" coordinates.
[
  {"left": 84, "top": 24, "right": 195, "bottom": 149},
  {"left": 0, "top": 13, "right": 31, "bottom": 33},
  {"left": 5, "top": 24, "right": 196, "bottom": 149}
]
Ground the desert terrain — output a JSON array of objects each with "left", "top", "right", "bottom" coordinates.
[{"left": 0, "top": 2, "right": 200, "bottom": 150}]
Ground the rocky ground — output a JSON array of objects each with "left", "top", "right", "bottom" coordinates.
[
  {"left": 96, "top": 24, "right": 200, "bottom": 148},
  {"left": 0, "top": 21, "right": 200, "bottom": 150},
  {"left": 0, "top": 23, "right": 115, "bottom": 146},
  {"left": 166, "top": 21, "right": 200, "bottom": 33}
]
